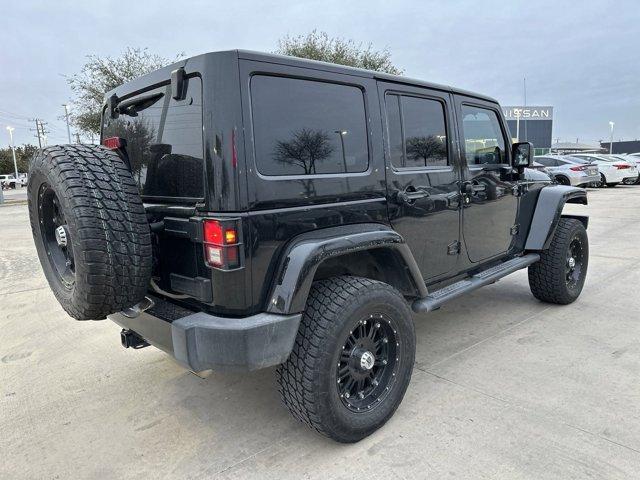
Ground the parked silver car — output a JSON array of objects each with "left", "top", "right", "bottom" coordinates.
[{"left": 534, "top": 155, "right": 600, "bottom": 187}]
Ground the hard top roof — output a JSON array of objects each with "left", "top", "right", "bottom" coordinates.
[
  {"left": 235, "top": 50, "right": 498, "bottom": 103},
  {"left": 105, "top": 50, "right": 499, "bottom": 105}
]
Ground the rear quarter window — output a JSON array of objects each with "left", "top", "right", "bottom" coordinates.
[
  {"left": 250, "top": 75, "right": 369, "bottom": 176},
  {"left": 102, "top": 77, "right": 204, "bottom": 199}
]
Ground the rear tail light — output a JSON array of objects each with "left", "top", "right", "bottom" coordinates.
[
  {"left": 570, "top": 165, "right": 587, "bottom": 171},
  {"left": 203, "top": 219, "right": 242, "bottom": 270},
  {"left": 615, "top": 164, "right": 631, "bottom": 169},
  {"left": 102, "top": 136, "right": 125, "bottom": 150}
]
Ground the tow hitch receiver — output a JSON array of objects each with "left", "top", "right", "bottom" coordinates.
[{"left": 120, "top": 329, "right": 149, "bottom": 349}]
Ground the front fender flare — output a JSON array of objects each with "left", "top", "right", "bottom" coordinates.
[
  {"left": 524, "top": 185, "right": 588, "bottom": 251},
  {"left": 265, "top": 223, "right": 426, "bottom": 315}
]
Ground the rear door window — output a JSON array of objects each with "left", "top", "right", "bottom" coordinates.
[
  {"left": 384, "top": 93, "right": 449, "bottom": 168},
  {"left": 250, "top": 75, "right": 369, "bottom": 176},
  {"left": 102, "top": 77, "right": 204, "bottom": 199}
]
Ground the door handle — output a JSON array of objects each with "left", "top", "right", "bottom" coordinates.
[
  {"left": 462, "top": 182, "right": 486, "bottom": 195},
  {"left": 398, "top": 189, "right": 430, "bottom": 204}
]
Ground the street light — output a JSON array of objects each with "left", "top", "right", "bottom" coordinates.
[
  {"left": 334, "top": 130, "right": 348, "bottom": 173},
  {"left": 334, "top": 130, "right": 350, "bottom": 190},
  {"left": 6, "top": 126, "right": 19, "bottom": 180},
  {"left": 609, "top": 121, "right": 615, "bottom": 154}
]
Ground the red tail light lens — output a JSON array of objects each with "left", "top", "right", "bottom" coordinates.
[
  {"left": 570, "top": 165, "right": 587, "bottom": 171},
  {"left": 616, "top": 164, "right": 631, "bottom": 169},
  {"left": 102, "top": 136, "right": 124, "bottom": 150},
  {"left": 203, "top": 219, "right": 241, "bottom": 269}
]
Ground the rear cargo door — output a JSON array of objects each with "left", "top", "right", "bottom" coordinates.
[{"left": 102, "top": 76, "right": 210, "bottom": 301}]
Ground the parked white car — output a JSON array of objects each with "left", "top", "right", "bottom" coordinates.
[
  {"left": 0, "top": 174, "right": 27, "bottom": 189},
  {"left": 609, "top": 155, "right": 640, "bottom": 184},
  {"left": 569, "top": 154, "right": 638, "bottom": 187}
]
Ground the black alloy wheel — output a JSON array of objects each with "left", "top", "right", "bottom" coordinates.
[
  {"left": 38, "top": 183, "right": 75, "bottom": 289},
  {"left": 565, "top": 236, "right": 585, "bottom": 290},
  {"left": 337, "top": 314, "right": 400, "bottom": 413}
]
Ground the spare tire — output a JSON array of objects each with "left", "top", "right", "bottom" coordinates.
[{"left": 28, "top": 144, "right": 152, "bottom": 320}]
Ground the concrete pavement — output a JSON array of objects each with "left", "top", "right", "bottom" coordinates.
[{"left": 1, "top": 186, "right": 640, "bottom": 479}]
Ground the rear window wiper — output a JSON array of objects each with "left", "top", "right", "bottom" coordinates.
[{"left": 115, "top": 91, "right": 164, "bottom": 117}]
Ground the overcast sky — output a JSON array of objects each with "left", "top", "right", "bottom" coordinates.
[{"left": 1, "top": 0, "right": 638, "bottom": 147}]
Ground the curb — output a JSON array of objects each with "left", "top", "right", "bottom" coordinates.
[{"left": 0, "top": 200, "right": 28, "bottom": 207}]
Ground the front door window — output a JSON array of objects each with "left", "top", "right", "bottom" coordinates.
[{"left": 461, "top": 106, "right": 507, "bottom": 166}]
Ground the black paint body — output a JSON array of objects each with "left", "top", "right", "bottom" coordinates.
[{"left": 102, "top": 50, "right": 580, "bottom": 318}]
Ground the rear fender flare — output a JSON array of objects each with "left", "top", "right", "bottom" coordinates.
[
  {"left": 524, "top": 185, "right": 588, "bottom": 251},
  {"left": 265, "top": 223, "right": 426, "bottom": 315}
]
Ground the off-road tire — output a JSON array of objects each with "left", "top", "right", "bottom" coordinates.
[
  {"left": 28, "top": 144, "right": 152, "bottom": 320},
  {"left": 528, "top": 218, "right": 588, "bottom": 305},
  {"left": 276, "top": 276, "right": 415, "bottom": 443}
]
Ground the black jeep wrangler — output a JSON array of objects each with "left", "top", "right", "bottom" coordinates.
[{"left": 28, "top": 50, "right": 588, "bottom": 443}]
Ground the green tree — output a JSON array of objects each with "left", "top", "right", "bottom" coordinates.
[
  {"left": 66, "top": 47, "right": 182, "bottom": 137},
  {"left": 275, "top": 30, "right": 403, "bottom": 75},
  {"left": 0, "top": 144, "right": 38, "bottom": 174}
]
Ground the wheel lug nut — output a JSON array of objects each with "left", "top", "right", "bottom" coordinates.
[
  {"left": 345, "top": 393, "right": 350, "bottom": 399},
  {"left": 383, "top": 338, "right": 388, "bottom": 344},
  {"left": 382, "top": 359, "right": 387, "bottom": 365},
  {"left": 375, "top": 322, "right": 380, "bottom": 328}
]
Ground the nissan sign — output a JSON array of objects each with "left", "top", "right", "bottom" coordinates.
[{"left": 502, "top": 106, "right": 553, "bottom": 121}]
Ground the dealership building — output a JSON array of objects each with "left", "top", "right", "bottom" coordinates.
[
  {"left": 502, "top": 106, "right": 553, "bottom": 152},
  {"left": 600, "top": 140, "right": 640, "bottom": 154}
]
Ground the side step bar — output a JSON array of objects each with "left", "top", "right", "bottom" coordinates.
[{"left": 412, "top": 253, "right": 540, "bottom": 313}]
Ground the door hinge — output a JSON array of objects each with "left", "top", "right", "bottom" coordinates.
[
  {"left": 447, "top": 240, "right": 461, "bottom": 255},
  {"left": 510, "top": 224, "right": 520, "bottom": 236}
]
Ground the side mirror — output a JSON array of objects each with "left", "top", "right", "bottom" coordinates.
[{"left": 512, "top": 142, "right": 533, "bottom": 169}]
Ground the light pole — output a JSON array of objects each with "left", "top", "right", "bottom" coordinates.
[
  {"left": 6, "top": 126, "right": 19, "bottom": 180},
  {"left": 609, "top": 121, "right": 615, "bottom": 154},
  {"left": 334, "top": 130, "right": 348, "bottom": 172},
  {"left": 62, "top": 104, "right": 72, "bottom": 143},
  {"left": 334, "top": 130, "right": 350, "bottom": 190}
]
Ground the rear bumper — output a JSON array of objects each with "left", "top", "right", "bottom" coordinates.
[
  {"left": 603, "top": 168, "right": 627, "bottom": 183},
  {"left": 569, "top": 173, "right": 599, "bottom": 186},
  {"left": 108, "top": 297, "right": 301, "bottom": 372}
]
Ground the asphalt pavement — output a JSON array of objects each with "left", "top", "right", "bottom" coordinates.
[{"left": 1, "top": 186, "right": 639, "bottom": 479}]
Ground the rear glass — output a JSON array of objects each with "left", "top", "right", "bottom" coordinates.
[
  {"left": 102, "top": 77, "right": 204, "bottom": 199},
  {"left": 250, "top": 75, "right": 369, "bottom": 176}
]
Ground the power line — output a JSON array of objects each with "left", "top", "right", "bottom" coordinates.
[{"left": 0, "top": 108, "right": 31, "bottom": 120}]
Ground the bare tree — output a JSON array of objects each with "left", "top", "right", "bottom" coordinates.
[
  {"left": 273, "top": 128, "right": 334, "bottom": 175},
  {"left": 273, "top": 128, "right": 334, "bottom": 197},
  {"left": 406, "top": 136, "right": 447, "bottom": 166}
]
